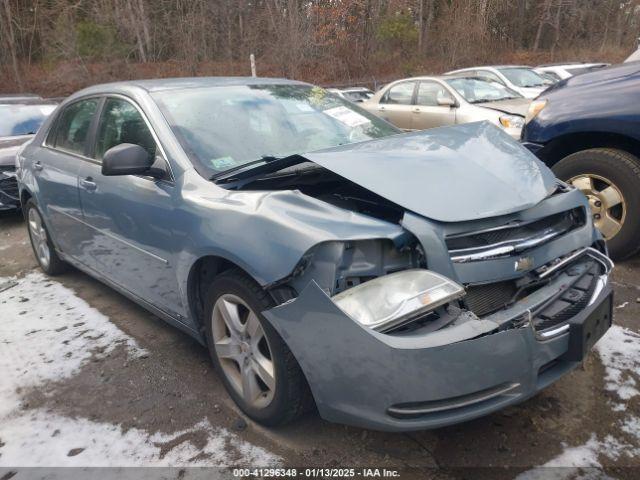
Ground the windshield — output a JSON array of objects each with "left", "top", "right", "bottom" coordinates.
[
  {"left": 0, "top": 103, "right": 57, "bottom": 137},
  {"left": 445, "top": 78, "right": 522, "bottom": 103},
  {"left": 152, "top": 84, "right": 399, "bottom": 176},
  {"left": 498, "top": 68, "right": 548, "bottom": 87}
]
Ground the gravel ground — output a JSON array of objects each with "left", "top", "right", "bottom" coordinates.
[{"left": 0, "top": 210, "right": 638, "bottom": 480}]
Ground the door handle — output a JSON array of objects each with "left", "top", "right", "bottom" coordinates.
[
  {"left": 80, "top": 177, "right": 97, "bottom": 191},
  {"left": 378, "top": 106, "right": 386, "bottom": 111},
  {"left": 412, "top": 107, "right": 421, "bottom": 113},
  {"left": 33, "top": 161, "right": 43, "bottom": 171}
]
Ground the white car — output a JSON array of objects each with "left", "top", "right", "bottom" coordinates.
[
  {"left": 625, "top": 48, "right": 640, "bottom": 63},
  {"left": 326, "top": 87, "right": 374, "bottom": 103},
  {"left": 534, "top": 63, "right": 609, "bottom": 81},
  {"left": 445, "top": 65, "right": 551, "bottom": 99}
]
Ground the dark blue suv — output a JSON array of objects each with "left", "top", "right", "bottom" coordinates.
[{"left": 522, "top": 62, "right": 640, "bottom": 259}]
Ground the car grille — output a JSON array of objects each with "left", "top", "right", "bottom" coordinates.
[
  {"left": 0, "top": 166, "right": 18, "bottom": 200},
  {"left": 463, "top": 257, "right": 602, "bottom": 328},
  {"left": 465, "top": 281, "right": 518, "bottom": 317},
  {"left": 446, "top": 208, "right": 585, "bottom": 263},
  {"left": 533, "top": 260, "right": 600, "bottom": 331}
]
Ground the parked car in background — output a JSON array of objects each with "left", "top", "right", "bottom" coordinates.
[
  {"left": 17, "top": 77, "right": 613, "bottom": 431},
  {"left": 0, "top": 93, "right": 43, "bottom": 104},
  {"left": 327, "top": 87, "right": 374, "bottom": 103},
  {"left": 625, "top": 46, "right": 640, "bottom": 63},
  {"left": 0, "top": 98, "right": 57, "bottom": 212},
  {"left": 522, "top": 61, "right": 640, "bottom": 259},
  {"left": 446, "top": 66, "right": 551, "bottom": 98},
  {"left": 362, "top": 76, "right": 529, "bottom": 138},
  {"left": 534, "top": 63, "right": 609, "bottom": 82}
]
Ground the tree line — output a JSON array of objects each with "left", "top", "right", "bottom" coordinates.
[{"left": 1, "top": 0, "right": 639, "bottom": 95}]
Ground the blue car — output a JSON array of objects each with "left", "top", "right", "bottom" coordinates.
[
  {"left": 522, "top": 62, "right": 640, "bottom": 259},
  {"left": 17, "top": 78, "right": 613, "bottom": 431}
]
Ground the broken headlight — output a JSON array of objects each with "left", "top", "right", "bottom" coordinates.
[{"left": 331, "top": 269, "right": 465, "bottom": 332}]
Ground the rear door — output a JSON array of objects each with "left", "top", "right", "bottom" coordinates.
[
  {"left": 375, "top": 81, "right": 416, "bottom": 130},
  {"left": 35, "top": 97, "right": 100, "bottom": 256},
  {"left": 77, "top": 96, "right": 185, "bottom": 317},
  {"left": 411, "top": 81, "right": 457, "bottom": 130}
]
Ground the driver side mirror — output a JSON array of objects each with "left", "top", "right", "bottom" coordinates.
[
  {"left": 437, "top": 95, "right": 456, "bottom": 107},
  {"left": 102, "top": 143, "right": 154, "bottom": 176}
]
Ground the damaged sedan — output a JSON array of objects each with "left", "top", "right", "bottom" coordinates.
[{"left": 16, "top": 78, "right": 613, "bottom": 431}]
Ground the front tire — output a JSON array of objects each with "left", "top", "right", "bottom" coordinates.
[
  {"left": 25, "top": 199, "right": 68, "bottom": 275},
  {"left": 204, "top": 268, "right": 311, "bottom": 426},
  {"left": 552, "top": 148, "right": 640, "bottom": 260}
]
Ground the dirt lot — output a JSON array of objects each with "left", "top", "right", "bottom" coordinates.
[{"left": 1, "top": 210, "right": 639, "bottom": 480}]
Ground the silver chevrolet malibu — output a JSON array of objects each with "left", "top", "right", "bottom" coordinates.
[{"left": 16, "top": 77, "right": 613, "bottom": 431}]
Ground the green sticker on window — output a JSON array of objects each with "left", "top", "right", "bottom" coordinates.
[{"left": 210, "top": 156, "right": 236, "bottom": 169}]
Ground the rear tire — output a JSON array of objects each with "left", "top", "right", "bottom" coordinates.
[
  {"left": 552, "top": 148, "right": 640, "bottom": 260},
  {"left": 25, "top": 199, "right": 68, "bottom": 275},
  {"left": 204, "top": 268, "right": 312, "bottom": 426}
]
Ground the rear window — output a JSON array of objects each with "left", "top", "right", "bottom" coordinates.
[{"left": 0, "top": 104, "right": 56, "bottom": 137}]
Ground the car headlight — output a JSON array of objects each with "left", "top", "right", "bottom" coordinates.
[
  {"left": 525, "top": 99, "right": 547, "bottom": 123},
  {"left": 499, "top": 114, "right": 525, "bottom": 129},
  {"left": 331, "top": 269, "right": 465, "bottom": 332}
]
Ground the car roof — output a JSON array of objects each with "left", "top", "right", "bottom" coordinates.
[
  {"left": 449, "top": 65, "right": 530, "bottom": 72},
  {"left": 537, "top": 62, "right": 608, "bottom": 68},
  {"left": 67, "top": 76, "right": 308, "bottom": 99}
]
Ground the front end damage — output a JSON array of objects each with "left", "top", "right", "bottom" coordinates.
[
  {"left": 220, "top": 124, "right": 613, "bottom": 431},
  {"left": 261, "top": 187, "right": 613, "bottom": 432}
]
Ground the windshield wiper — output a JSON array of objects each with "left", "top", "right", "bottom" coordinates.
[
  {"left": 210, "top": 154, "right": 306, "bottom": 183},
  {"left": 209, "top": 155, "right": 285, "bottom": 181}
]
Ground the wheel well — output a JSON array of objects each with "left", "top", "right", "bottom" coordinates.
[
  {"left": 187, "top": 256, "right": 257, "bottom": 335},
  {"left": 540, "top": 132, "right": 640, "bottom": 167},
  {"left": 20, "top": 189, "right": 32, "bottom": 218}
]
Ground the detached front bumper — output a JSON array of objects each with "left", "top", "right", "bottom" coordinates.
[{"left": 263, "top": 270, "right": 612, "bottom": 432}]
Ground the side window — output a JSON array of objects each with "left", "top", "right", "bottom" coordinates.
[
  {"left": 416, "top": 82, "right": 453, "bottom": 106},
  {"left": 94, "top": 98, "right": 157, "bottom": 161},
  {"left": 381, "top": 82, "right": 415, "bottom": 105},
  {"left": 51, "top": 98, "right": 99, "bottom": 155},
  {"left": 476, "top": 70, "right": 503, "bottom": 84}
]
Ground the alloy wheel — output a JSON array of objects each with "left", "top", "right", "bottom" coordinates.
[
  {"left": 211, "top": 294, "right": 276, "bottom": 409},
  {"left": 28, "top": 207, "right": 51, "bottom": 269},
  {"left": 569, "top": 174, "right": 626, "bottom": 239}
]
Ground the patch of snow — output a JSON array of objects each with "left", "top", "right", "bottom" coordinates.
[
  {"left": 594, "top": 325, "right": 640, "bottom": 400},
  {"left": 615, "top": 301, "right": 628, "bottom": 309},
  {"left": 0, "top": 272, "right": 146, "bottom": 418},
  {"left": 0, "top": 272, "right": 279, "bottom": 467},
  {"left": 0, "top": 412, "right": 277, "bottom": 467},
  {"left": 515, "top": 435, "right": 622, "bottom": 480},
  {"left": 517, "top": 325, "right": 640, "bottom": 478}
]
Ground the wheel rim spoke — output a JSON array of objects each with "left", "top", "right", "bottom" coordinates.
[
  {"left": 597, "top": 214, "right": 622, "bottom": 239},
  {"left": 251, "top": 355, "right": 276, "bottom": 391},
  {"left": 241, "top": 363, "right": 262, "bottom": 403},
  {"left": 246, "top": 312, "right": 261, "bottom": 339},
  {"left": 218, "top": 299, "right": 245, "bottom": 338},
  {"left": 571, "top": 176, "right": 594, "bottom": 194},
  {"left": 599, "top": 185, "right": 622, "bottom": 209}
]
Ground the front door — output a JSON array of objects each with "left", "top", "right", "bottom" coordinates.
[
  {"left": 376, "top": 81, "right": 416, "bottom": 130},
  {"left": 77, "top": 96, "right": 185, "bottom": 317},
  {"left": 35, "top": 97, "right": 100, "bottom": 256},
  {"left": 411, "top": 81, "right": 457, "bottom": 130}
]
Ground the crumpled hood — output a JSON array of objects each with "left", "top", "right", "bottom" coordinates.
[
  {"left": 303, "top": 122, "right": 557, "bottom": 222},
  {"left": 476, "top": 98, "right": 530, "bottom": 117},
  {"left": 0, "top": 135, "right": 32, "bottom": 167}
]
